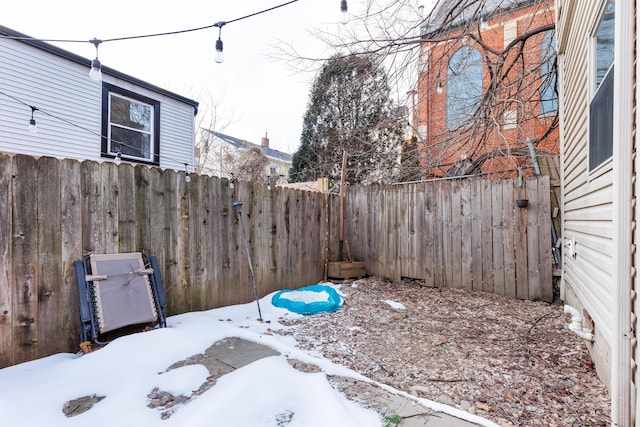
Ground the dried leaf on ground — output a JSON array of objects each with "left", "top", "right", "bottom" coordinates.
[{"left": 276, "top": 277, "right": 610, "bottom": 426}]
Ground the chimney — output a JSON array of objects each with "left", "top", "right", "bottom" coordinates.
[{"left": 261, "top": 132, "right": 269, "bottom": 149}]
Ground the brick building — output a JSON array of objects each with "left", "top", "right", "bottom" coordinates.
[{"left": 414, "top": 0, "right": 558, "bottom": 178}]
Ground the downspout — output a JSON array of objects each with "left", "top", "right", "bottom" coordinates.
[{"left": 611, "top": 0, "right": 635, "bottom": 425}]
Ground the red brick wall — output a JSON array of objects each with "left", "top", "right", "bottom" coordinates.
[{"left": 417, "top": 1, "right": 558, "bottom": 178}]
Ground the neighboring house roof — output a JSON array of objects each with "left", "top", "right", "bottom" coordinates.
[
  {"left": 205, "top": 130, "right": 292, "bottom": 163},
  {"left": 423, "top": 0, "right": 541, "bottom": 36},
  {"left": 0, "top": 25, "right": 198, "bottom": 114}
]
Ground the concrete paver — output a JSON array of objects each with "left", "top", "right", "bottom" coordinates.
[{"left": 202, "top": 337, "right": 482, "bottom": 427}]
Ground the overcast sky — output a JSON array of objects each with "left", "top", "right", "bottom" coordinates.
[{"left": 3, "top": 0, "right": 350, "bottom": 154}]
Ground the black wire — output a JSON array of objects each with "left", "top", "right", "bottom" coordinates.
[{"left": 0, "top": 0, "right": 300, "bottom": 45}]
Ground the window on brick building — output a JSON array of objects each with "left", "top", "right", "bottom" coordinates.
[
  {"left": 540, "top": 30, "right": 558, "bottom": 115},
  {"left": 446, "top": 46, "right": 483, "bottom": 130},
  {"left": 589, "top": 0, "right": 614, "bottom": 171}
]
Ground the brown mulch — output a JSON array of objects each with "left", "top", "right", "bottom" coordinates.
[{"left": 276, "top": 277, "right": 610, "bottom": 426}]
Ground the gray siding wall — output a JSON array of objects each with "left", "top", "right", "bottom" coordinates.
[
  {"left": 557, "top": 0, "right": 614, "bottom": 386},
  {"left": 0, "top": 37, "right": 194, "bottom": 171}
]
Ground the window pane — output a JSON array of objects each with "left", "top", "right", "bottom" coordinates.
[
  {"left": 595, "top": 0, "right": 615, "bottom": 89},
  {"left": 540, "top": 30, "right": 558, "bottom": 115},
  {"left": 111, "top": 126, "right": 151, "bottom": 159},
  {"left": 110, "top": 95, "right": 151, "bottom": 132},
  {"left": 589, "top": 67, "right": 614, "bottom": 170},
  {"left": 447, "top": 46, "right": 483, "bottom": 129}
]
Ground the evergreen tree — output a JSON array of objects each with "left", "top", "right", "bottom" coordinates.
[{"left": 289, "top": 54, "right": 404, "bottom": 186}]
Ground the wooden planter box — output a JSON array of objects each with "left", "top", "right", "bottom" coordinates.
[{"left": 327, "top": 261, "right": 366, "bottom": 279}]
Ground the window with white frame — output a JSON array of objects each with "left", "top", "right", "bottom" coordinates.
[
  {"left": 102, "top": 83, "right": 160, "bottom": 165},
  {"left": 589, "top": 0, "right": 614, "bottom": 171}
]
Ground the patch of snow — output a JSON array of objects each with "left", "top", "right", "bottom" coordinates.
[
  {"left": 280, "top": 290, "right": 330, "bottom": 304},
  {"left": 0, "top": 287, "right": 498, "bottom": 427},
  {"left": 382, "top": 299, "right": 406, "bottom": 310}
]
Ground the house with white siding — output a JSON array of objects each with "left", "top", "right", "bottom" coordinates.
[
  {"left": 0, "top": 25, "right": 198, "bottom": 170},
  {"left": 556, "top": 1, "right": 637, "bottom": 424},
  {"left": 197, "top": 130, "right": 292, "bottom": 185}
]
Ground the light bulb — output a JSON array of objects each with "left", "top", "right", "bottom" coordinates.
[
  {"left": 340, "top": 0, "right": 348, "bottom": 24},
  {"left": 90, "top": 58, "right": 102, "bottom": 81},
  {"left": 28, "top": 107, "right": 37, "bottom": 132},
  {"left": 215, "top": 38, "right": 224, "bottom": 64},
  {"left": 436, "top": 82, "right": 443, "bottom": 94},
  {"left": 229, "top": 180, "right": 235, "bottom": 189},
  {"left": 115, "top": 152, "right": 122, "bottom": 165},
  {"left": 184, "top": 163, "right": 191, "bottom": 182}
]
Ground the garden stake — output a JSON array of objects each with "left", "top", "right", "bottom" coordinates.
[{"left": 233, "top": 200, "right": 263, "bottom": 321}]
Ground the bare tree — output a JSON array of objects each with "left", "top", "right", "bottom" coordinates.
[
  {"left": 191, "top": 90, "right": 236, "bottom": 177},
  {"left": 279, "top": 0, "right": 558, "bottom": 180},
  {"left": 228, "top": 146, "right": 270, "bottom": 182}
]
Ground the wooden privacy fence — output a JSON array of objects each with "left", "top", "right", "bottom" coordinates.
[
  {"left": 0, "top": 153, "right": 553, "bottom": 368},
  {"left": 343, "top": 177, "right": 553, "bottom": 302},
  {"left": 0, "top": 154, "right": 336, "bottom": 368}
]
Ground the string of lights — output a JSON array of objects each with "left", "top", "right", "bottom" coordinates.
[{"left": 1, "top": 0, "right": 303, "bottom": 75}]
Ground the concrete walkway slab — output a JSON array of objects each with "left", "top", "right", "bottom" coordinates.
[{"left": 194, "top": 337, "right": 483, "bottom": 427}]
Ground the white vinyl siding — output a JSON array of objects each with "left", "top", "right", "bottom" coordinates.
[
  {"left": 0, "top": 38, "right": 101, "bottom": 160},
  {"left": 157, "top": 101, "right": 195, "bottom": 170},
  {"left": 0, "top": 36, "right": 195, "bottom": 171},
  {"left": 557, "top": 0, "right": 614, "bottom": 385}
]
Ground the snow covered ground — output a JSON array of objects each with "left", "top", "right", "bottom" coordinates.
[{"left": 0, "top": 284, "right": 496, "bottom": 427}]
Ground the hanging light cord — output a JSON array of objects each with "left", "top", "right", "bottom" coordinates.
[{"left": 0, "top": 0, "right": 300, "bottom": 45}]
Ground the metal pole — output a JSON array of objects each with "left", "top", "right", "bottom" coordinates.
[
  {"left": 526, "top": 137, "right": 541, "bottom": 176},
  {"left": 233, "top": 201, "right": 263, "bottom": 321}
]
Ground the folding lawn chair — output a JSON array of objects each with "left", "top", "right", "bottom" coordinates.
[{"left": 74, "top": 252, "right": 167, "bottom": 348}]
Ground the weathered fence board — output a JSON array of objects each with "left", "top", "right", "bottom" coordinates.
[
  {"left": 470, "top": 179, "right": 483, "bottom": 291},
  {"left": 36, "top": 157, "right": 62, "bottom": 358},
  {"left": 460, "top": 180, "right": 473, "bottom": 291},
  {"left": 59, "top": 159, "right": 82, "bottom": 356},
  {"left": 343, "top": 176, "right": 552, "bottom": 302},
  {"left": 480, "top": 179, "right": 493, "bottom": 293},
  {"left": 0, "top": 154, "right": 12, "bottom": 367},
  {"left": 12, "top": 155, "right": 38, "bottom": 363}
]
